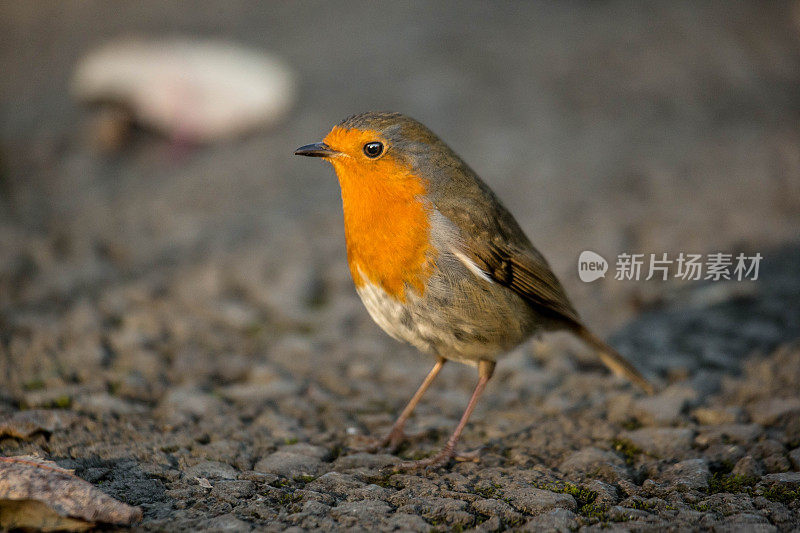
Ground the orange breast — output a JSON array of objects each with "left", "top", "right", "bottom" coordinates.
[{"left": 326, "top": 142, "right": 434, "bottom": 300}]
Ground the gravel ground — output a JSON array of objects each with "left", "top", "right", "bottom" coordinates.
[{"left": 2, "top": 1, "right": 800, "bottom": 531}]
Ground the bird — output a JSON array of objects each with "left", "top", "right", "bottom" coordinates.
[{"left": 294, "top": 112, "right": 654, "bottom": 470}]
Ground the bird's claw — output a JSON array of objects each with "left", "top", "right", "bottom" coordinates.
[
  {"left": 350, "top": 427, "right": 407, "bottom": 453},
  {"left": 388, "top": 445, "right": 484, "bottom": 472},
  {"left": 390, "top": 450, "right": 454, "bottom": 472}
]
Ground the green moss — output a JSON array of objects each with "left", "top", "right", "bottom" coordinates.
[
  {"left": 283, "top": 437, "right": 299, "bottom": 445},
  {"left": 276, "top": 489, "right": 303, "bottom": 513},
  {"left": 707, "top": 473, "right": 757, "bottom": 495},
  {"left": 628, "top": 498, "right": 656, "bottom": 512},
  {"left": 53, "top": 395, "right": 72, "bottom": 409},
  {"left": 22, "top": 379, "right": 45, "bottom": 391},
  {"left": 621, "top": 419, "right": 642, "bottom": 431},
  {"left": 758, "top": 485, "right": 800, "bottom": 504},
  {"left": 554, "top": 482, "right": 597, "bottom": 506},
  {"left": 541, "top": 482, "right": 607, "bottom": 520},
  {"left": 504, "top": 515, "right": 526, "bottom": 528},
  {"left": 473, "top": 482, "right": 502, "bottom": 499},
  {"left": 612, "top": 438, "right": 642, "bottom": 465},
  {"left": 580, "top": 502, "right": 609, "bottom": 522},
  {"left": 107, "top": 381, "right": 121, "bottom": 395},
  {"left": 404, "top": 449, "right": 434, "bottom": 461},
  {"left": 371, "top": 472, "right": 395, "bottom": 488},
  {"left": 692, "top": 502, "right": 711, "bottom": 513},
  {"left": 294, "top": 474, "right": 316, "bottom": 483},
  {"left": 243, "top": 322, "right": 264, "bottom": 338},
  {"left": 329, "top": 445, "right": 343, "bottom": 461}
]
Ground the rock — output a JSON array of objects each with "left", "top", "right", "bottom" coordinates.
[
  {"left": 559, "top": 446, "right": 630, "bottom": 482},
  {"left": 72, "top": 38, "right": 295, "bottom": 143},
  {"left": 305, "top": 472, "right": 364, "bottom": 499},
  {"left": 632, "top": 385, "right": 697, "bottom": 426},
  {"left": 661, "top": 458, "right": 710, "bottom": 491},
  {"left": 732, "top": 456, "right": 764, "bottom": 479},
  {"left": 702, "top": 493, "right": 758, "bottom": 515},
  {"left": 472, "top": 516, "right": 503, "bottom": 532},
  {"left": 279, "top": 443, "right": 329, "bottom": 460},
  {"left": 329, "top": 500, "right": 392, "bottom": 527},
  {"left": 205, "top": 513, "right": 252, "bottom": 531},
  {"left": 254, "top": 451, "right": 323, "bottom": 478},
  {"left": 470, "top": 498, "right": 524, "bottom": 523},
  {"left": 503, "top": 485, "right": 576, "bottom": 515},
  {"left": 763, "top": 454, "right": 791, "bottom": 474},
  {"left": 522, "top": 508, "right": 578, "bottom": 531},
  {"left": 331, "top": 452, "right": 396, "bottom": 471},
  {"left": 789, "top": 448, "right": 800, "bottom": 470},
  {"left": 155, "top": 387, "right": 225, "bottom": 424},
  {"left": 609, "top": 505, "right": 652, "bottom": 522},
  {"left": 717, "top": 513, "right": 775, "bottom": 531},
  {"left": 300, "top": 500, "right": 331, "bottom": 516},
  {"left": 74, "top": 393, "right": 146, "bottom": 415},
  {"left": 21, "top": 386, "right": 81, "bottom": 410},
  {"left": 0, "top": 456, "right": 143, "bottom": 530},
  {"left": 692, "top": 406, "right": 743, "bottom": 425},
  {"left": 619, "top": 427, "right": 695, "bottom": 458},
  {"left": 760, "top": 472, "right": 800, "bottom": 489},
  {"left": 383, "top": 513, "right": 430, "bottom": 531},
  {"left": 616, "top": 479, "right": 642, "bottom": 497},
  {"left": 747, "top": 398, "right": 800, "bottom": 425},
  {"left": 703, "top": 443, "right": 747, "bottom": 467},
  {"left": 0, "top": 410, "right": 76, "bottom": 439},
  {"left": 218, "top": 379, "right": 301, "bottom": 404},
  {"left": 695, "top": 424, "right": 762, "bottom": 447},
  {"left": 755, "top": 440, "right": 791, "bottom": 473},
  {"left": 295, "top": 489, "right": 337, "bottom": 507},
  {"left": 606, "top": 393, "right": 636, "bottom": 424},
  {"left": 584, "top": 479, "right": 620, "bottom": 506},
  {"left": 411, "top": 497, "right": 474, "bottom": 528},
  {"left": 348, "top": 483, "right": 392, "bottom": 502},
  {"left": 184, "top": 461, "right": 238, "bottom": 480},
  {"left": 756, "top": 440, "right": 785, "bottom": 457},
  {"left": 251, "top": 410, "right": 306, "bottom": 441},
  {"left": 210, "top": 480, "right": 256, "bottom": 504}
]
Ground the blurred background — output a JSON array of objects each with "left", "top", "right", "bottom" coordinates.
[
  {"left": 3, "top": 1, "right": 800, "bottom": 321},
  {"left": 1, "top": 2, "right": 800, "bottom": 529},
  {"left": 2, "top": 0, "right": 800, "bottom": 392}
]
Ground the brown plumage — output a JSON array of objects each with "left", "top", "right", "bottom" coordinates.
[{"left": 295, "top": 112, "right": 654, "bottom": 470}]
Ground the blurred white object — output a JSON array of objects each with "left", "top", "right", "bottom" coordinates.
[{"left": 72, "top": 38, "right": 295, "bottom": 143}]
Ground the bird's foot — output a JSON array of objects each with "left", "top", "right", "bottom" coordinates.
[
  {"left": 389, "top": 445, "right": 484, "bottom": 472},
  {"left": 453, "top": 447, "right": 482, "bottom": 463},
  {"left": 350, "top": 426, "right": 415, "bottom": 454},
  {"left": 390, "top": 446, "right": 456, "bottom": 472},
  {"left": 391, "top": 452, "right": 451, "bottom": 472}
]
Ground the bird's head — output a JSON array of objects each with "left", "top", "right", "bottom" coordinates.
[
  {"left": 294, "top": 112, "right": 452, "bottom": 189},
  {"left": 294, "top": 112, "right": 448, "bottom": 297}
]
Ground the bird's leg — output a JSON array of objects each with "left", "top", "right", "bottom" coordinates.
[
  {"left": 393, "top": 359, "right": 495, "bottom": 471},
  {"left": 360, "top": 357, "right": 446, "bottom": 453}
]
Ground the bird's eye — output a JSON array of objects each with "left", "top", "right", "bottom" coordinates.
[{"left": 363, "top": 142, "right": 384, "bottom": 158}]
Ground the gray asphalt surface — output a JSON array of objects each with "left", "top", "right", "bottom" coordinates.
[{"left": 1, "top": 2, "right": 799, "bottom": 530}]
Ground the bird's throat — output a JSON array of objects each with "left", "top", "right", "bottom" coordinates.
[{"left": 333, "top": 163, "right": 434, "bottom": 301}]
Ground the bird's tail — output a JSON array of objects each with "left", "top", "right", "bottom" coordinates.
[{"left": 573, "top": 325, "right": 655, "bottom": 395}]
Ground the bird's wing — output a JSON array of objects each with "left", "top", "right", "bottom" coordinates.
[
  {"left": 429, "top": 166, "right": 654, "bottom": 393},
  {"left": 430, "top": 177, "right": 580, "bottom": 326},
  {"left": 468, "top": 237, "right": 581, "bottom": 325}
]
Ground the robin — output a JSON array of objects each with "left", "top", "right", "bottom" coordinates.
[{"left": 295, "top": 112, "right": 653, "bottom": 470}]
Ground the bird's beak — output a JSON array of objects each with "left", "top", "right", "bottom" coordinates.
[{"left": 294, "top": 142, "right": 337, "bottom": 158}]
